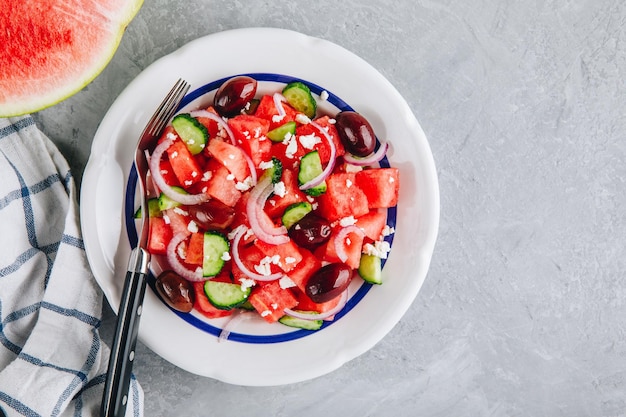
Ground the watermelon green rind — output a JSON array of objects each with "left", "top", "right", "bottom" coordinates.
[{"left": 0, "top": 0, "right": 143, "bottom": 117}]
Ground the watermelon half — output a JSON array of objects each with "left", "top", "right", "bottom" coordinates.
[{"left": 0, "top": 0, "right": 143, "bottom": 117}]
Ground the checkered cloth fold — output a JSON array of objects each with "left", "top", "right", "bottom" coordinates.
[{"left": 0, "top": 117, "right": 143, "bottom": 417}]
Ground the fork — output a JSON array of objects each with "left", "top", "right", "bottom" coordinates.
[{"left": 101, "top": 79, "right": 190, "bottom": 417}]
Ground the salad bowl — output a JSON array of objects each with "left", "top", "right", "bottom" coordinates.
[{"left": 81, "top": 28, "right": 439, "bottom": 386}]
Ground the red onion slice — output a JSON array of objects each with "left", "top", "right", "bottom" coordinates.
[
  {"left": 218, "top": 309, "right": 255, "bottom": 342},
  {"left": 283, "top": 289, "right": 349, "bottom": 321},
  {"left": 189, "top": 109, "right": 236, "bottom": 145},
  {"left": 343, "top": 141, "right": 389, "bottom": 166},
  {"left": 273, "top": 93, "right": 287, "bottom": 121},
  {"left": 246, "top": 175, "right": 289, "bottom": 244},
  {"left": 231, "top": 226, "right": 284, "bottom": 282},
  {"left": 148, "top": 135, "right": 209, "bottom": 205},
  {"left": 166, "top": 232, "right": 205, "bottom": 282},
  {"left": 298, "top": 121, "right": 336, "bottom": 190},
  {"left": 334, "top": 225, "right": 366, "bottom": 263}
]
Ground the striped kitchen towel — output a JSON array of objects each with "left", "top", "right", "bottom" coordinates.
[{"left": 0, "top": 117, "right": 143, "bottom": 417}]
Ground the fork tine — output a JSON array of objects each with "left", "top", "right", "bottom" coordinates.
[{"left": 146, "top": 79, "right": 190, "bottom": 137}]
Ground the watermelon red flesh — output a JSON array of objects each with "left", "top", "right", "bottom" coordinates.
[
  {"left": 317, "top": 172, "right": 370, "bottom": 221},
  {"left": 249, "top": 280, "right": 298, "bottom": 323},
  {"left": 0, "top": 0, "right": 143, "bottom": 116},
  {"left": 158, "top": 158, "right": 180, "bottom": 188},
  {"left": 292, "top": 287, "right": 341, "bottom": 315},
  {"left": 234, "top": 242, "right": 282, "bottom": 276},
  {"left": 185, "top": 232, "right": 204, "bottom": 266},
  {"left": 196, "top": 106, "right": 222, "bottom": 139},
  {"left": 285, "top": 248, "right": 321, "bottom": 293},
  {"left": 315, "top": 226, "right": 365, "bottom": 270},
  {"left": 354, "top": 168, "right": 400, "bottom": 209},
  {"left": 166, "top": 139, "right": 203, "bottom": 186},
  {"left": 355, "top": 210, "right": 388, "bottom": 241},
  {"left": 265, "top": 168, "right": 308, "bottom": 219},
  {"left": 147, "top": 217, "right": 172, "bottom": 255},
  {"left": 253, "top": 239, "right": 303, "bottom": 273},
  {"left": 227, "top": 115, "right": 272, "bottom": 166},
  {"left": 295, "top": 116, "right": 346, "bottom": 164},
  {"left": 254, "top": 94, "right": 300, "bottom": 130},
  {"left": 207, "top": 139, "right": 251, "bottom": 182},
  {"left": 193, "top": 159, "right": 241, "bottom": 207},
  {"left": 163, "top": 208, "right": 191, "bottom": 235}
]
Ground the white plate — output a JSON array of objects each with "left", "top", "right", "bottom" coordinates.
[{"left": 80, "top": 28, "right": 439, "bottom": 386}]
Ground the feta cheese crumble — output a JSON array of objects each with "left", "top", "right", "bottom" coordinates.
[
  {"left": 173, "top": 207, "right": 189, "bottom": 216},
  {"left": 187, "top": 220, "right": 199, "bottom": 233},
  {"left": 235, "top": 176, "right": 254, "bottom": 191},
  {"left": 339, "top": 216, "right": 357, "bottom": 227},
  {"left": 272, "top": 114, "right": 286, "bottom": 123},
  {"left": 239, "top": 278, "right": 255, "bottom": 291},
  {"left": 273, "top": 181, "right": 287, "bottom": 198},
  {"left": 363, "top": 240, "right": 392, "bottom": 259},
  {"left": 279, "top": 276, "right": 297, "bottom": 289},
  {"left": 296, "top": 114, "right": 311, "bottom": 124},
  {"left": 259, "top": 160, "right": 274, "bottom": 170},
  {"left": 299, "top": 133, "right": 321, "bottom": 150}
]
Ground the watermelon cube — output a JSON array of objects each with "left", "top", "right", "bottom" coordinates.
[
  {"left": 285, "top": 248, "right": 321, "bottom": 293},
  {"left": 254, "top": 239, "right": 303, "bottom": 273},
  {"left": 202, "top": 160, "right": 242, "bottom": 207},
  {"left": 292, "top": 287, "right": 342, "bottom": 316},
  {"left": 157, "top": 157, "right": 180, "bottom": 188},
  {"left": 295, "top": 116, "right": 345, "bottom": 164},
  {"left": 254, "top": 94, "right": 299, "bottom": 130},
  {"left": 355, "top": 209, "right": 387, "bottom": 241},
  {"left": 317, "top": 172, "right": 369, "bottom": 221},
  {"left": 227, "top": 115, "right": 272, "bottom": 166},
  {"left": 207, "top": 139, "right": 251, "bottom": 182},
  {"left": 194, "top": 106, "right": 222, "bottom": 139},
  {"left": 166, "top": 138, "right": 203, "bottom": 187},
  {"left": 185, "top": 232, "right": 204, "bottom": 266},
  {"left": 249, "top": 281, "right": 298, "bottom": 323},
  {"left": 147, "top": 217, "right": 172, "bottom": 255},
  {"left": 355, "top": 168, "right": 399, "bottom": 209},
  {"left": 315, "top": 225, "right": 365, "bottom": 270}
]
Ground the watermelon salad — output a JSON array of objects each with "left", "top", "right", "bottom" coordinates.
[{"left": 139, "top": 75, "right": 399, "bottom": 333}]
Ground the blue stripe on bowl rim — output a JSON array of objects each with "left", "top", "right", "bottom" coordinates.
[{"left": 124, "top": 73, "right": 397, "bottom": 344}]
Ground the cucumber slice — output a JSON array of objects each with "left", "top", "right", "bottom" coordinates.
[
  {"left": 204, "top": 280, "right": 250, "bottom": 310},
  {"left": 134, "top": 198, "right": 161, "bottom": 218},
  {"left": 202, "top": 231, "right": 230, "bottom": 277},
  {"left": 298, "top": 151, "right": 327, "bottom": 196},
  {"left": 172, "top": 113, "right": 208, "bottom": 155},
  {"left": 237, "top": 299, "right": 255, "bottom": 311},
  {"left": 158, "top": 186, "right": 187, "bottom": 211},
  {"left": 281, "top": 201, "right": 313, "bottom": 229},
  {"left": 267, "top": 121, "right": 296, "bottom": 142},
  {"left": 279, "top": 312, "right": 323, "bottom": 330},
  {"left": 260, "top": 157, "right": 283, "bottom": 184},
  {"left": 282, "top": 82, "right": 317, "bottom": 118},
  {"left": 358, "top": 254, "right": 383, "bottom": 285}
]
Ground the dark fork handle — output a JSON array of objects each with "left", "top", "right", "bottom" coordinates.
[{"left": 101, "top": 248, "right": 149, "bottom": 417}]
